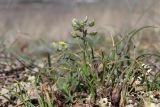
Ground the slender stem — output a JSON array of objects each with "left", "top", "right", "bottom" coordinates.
[
  {"left": 47, "top": 53, "right": 51, "bottom": 68},
  {"left": 82, "top": 30, "right": 88, "bottom": 67}
]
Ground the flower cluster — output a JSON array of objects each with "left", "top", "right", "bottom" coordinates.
[
  {"left": 51, "top": 41, "right": 68, "bottom": 51},
  {"left": 71, "top": 16, "right": 97, "bottom": 38}
]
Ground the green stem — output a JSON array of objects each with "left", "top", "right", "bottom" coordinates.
[
  {"left": 47, "top": 53, "right": 51, "bottom": 68},
  {"left": 82, "top": 30, "right": 88, "bottom": 68}
]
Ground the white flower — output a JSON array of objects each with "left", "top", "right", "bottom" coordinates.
[{"left": 99, "top": 98, "right": 111, "bottom": 107}]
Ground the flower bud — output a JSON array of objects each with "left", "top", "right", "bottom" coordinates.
[
  {"left": 71, "top": 31, "right": 78, "bottom": 38},
  {"left": 84, "top": 16, "right": 88, "bottom": 23},
  {"left": 72, "top": 18, "right": 78, "bottom": 25},
  {"left": 51, "top": 42, "right": 57, "bottom": 48},
  {"left": 88, "top": 20, "right": 95, "bottom": 27}
]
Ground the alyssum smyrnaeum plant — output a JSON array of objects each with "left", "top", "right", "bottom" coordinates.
[
  {"left": 45, "top": 17, "right": 105, "bottom": 105},
  {"left": 71, "top": 16, "right": 99, "bottom": 100}
]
